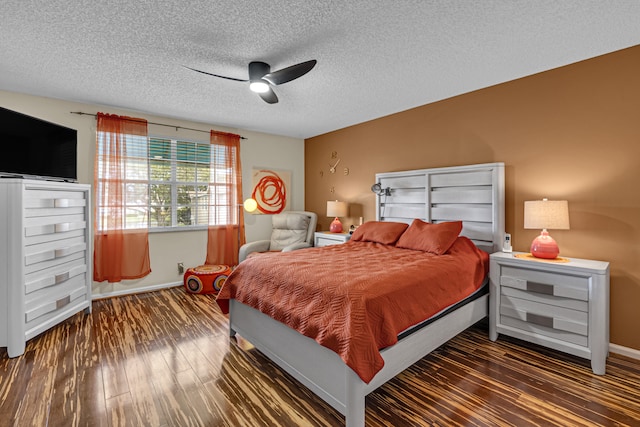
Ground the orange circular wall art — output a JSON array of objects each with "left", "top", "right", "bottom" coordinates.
[{"left": 251, "top": 169, "right": 288, "bottom": 214}]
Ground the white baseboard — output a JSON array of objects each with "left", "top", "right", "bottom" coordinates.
[
  {"left": 92, "top": 281, "right": 182, "bottom": 300},
  {"left": 610, "top": 343, "right": 640, "bottom": 361}
]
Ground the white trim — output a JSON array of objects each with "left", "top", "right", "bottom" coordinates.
[
  {"left": 609, "top": 343, "right": 640, "bottom": 361},
  {"left": 92, "top": 281, "right": 182, "bottom": 300}
]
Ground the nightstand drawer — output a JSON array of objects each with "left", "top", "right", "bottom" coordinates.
[
  {"left": 500, "top": 265, "right": 589, "bottom": 301},
  {"left": 500, "top": 316, "right": 588, "bottom": 347},
  {"left": 314, "top": 232, "right": 351, "bottom": 247},
  {"left": 500, "top": 286, "right": 588, "bottom": 312},
  {"left": 500, "top": 294, "right": 588, "bottom": 335},
  {"left": 316, "top": 236, "right": 342, "bottom": 247}
]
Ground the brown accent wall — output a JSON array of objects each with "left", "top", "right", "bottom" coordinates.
[{"left": 305, "top": 45, "right": 640, "bottom": 351}]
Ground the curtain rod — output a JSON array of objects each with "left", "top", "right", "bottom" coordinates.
[{"left": 70, "top": 111, "right": 247, "bottom": 139}]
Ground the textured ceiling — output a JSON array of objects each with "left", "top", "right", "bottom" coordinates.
[{"left": 2, "top": 1, "right": 640, "bottom": 139}]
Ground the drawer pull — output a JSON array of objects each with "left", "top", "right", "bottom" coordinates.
[
  {"left": 526, "top": 281, "right": 554, "bottom": 295},
  {"left": 55, "top": 272, "right": 70, "bottom": 284},
  {"left": 54, "top": 199, "right": 70, "bottom": 208},
  {"left": 526, "top": 312, "right": 554, "bottom": 328},
  {"left": 55, "top": 223, "right": 70, "bottom": 233},
  {"left": 56, "top": 295, "right": 71, "bottom": 309},
  {"left": 54, "top": 247, "right": 72, "bottom": 258}
]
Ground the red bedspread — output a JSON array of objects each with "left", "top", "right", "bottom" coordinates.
[{"left": 216, "top": 236, "right": 488, "bottom": 383}]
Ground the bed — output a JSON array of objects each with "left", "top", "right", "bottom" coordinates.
[{"left": 219, "top": 162, "right": 505, "bottom": 426}]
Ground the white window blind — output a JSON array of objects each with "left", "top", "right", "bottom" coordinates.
[{"left": 96, "top": 133, "right": 237, "bottom": 231}]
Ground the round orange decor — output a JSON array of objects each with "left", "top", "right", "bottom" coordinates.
[{"left": 183, "top": 264, "right": 232, "bottom": 295}]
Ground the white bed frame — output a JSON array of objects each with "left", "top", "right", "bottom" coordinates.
[{"left": 229, "top": 162, "right": 505, "bottom": 426}]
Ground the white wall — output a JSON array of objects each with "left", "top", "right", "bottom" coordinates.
[{"left": 0, "top": 90, "right": 305, "bottom": 297}]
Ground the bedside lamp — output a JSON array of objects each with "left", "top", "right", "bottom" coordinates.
[
  {"left": 327, "top": 200, "right": 348, "bottom": 233},
  {"left": 524, "top": 199, "right": 570, "bottom": 259}
]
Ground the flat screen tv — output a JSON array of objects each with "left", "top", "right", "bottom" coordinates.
[{"left": 0, "top": 106, "right": 77, "bottom": 182}]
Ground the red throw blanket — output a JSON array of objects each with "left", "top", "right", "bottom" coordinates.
[{"left": 216, "top": 236, "right": 488, "bottom": 383}]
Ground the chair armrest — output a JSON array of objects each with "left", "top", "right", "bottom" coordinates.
[
  {"left": 239, "top": 240, "right": 271, "bottom": 262},
  {"left": 282, "top": 242, "right": 312, "bottom": 252}
]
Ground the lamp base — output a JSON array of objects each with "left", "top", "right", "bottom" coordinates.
[
  {"left": 329, "top": 217, "right": 343, "bottom": 233},
  {"left": 530, "top": 229, "right": 559, "bottom": 259}
]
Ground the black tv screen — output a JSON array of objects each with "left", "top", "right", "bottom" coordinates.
[{"left": 0, "top": 106, "right": 77, "bottom": 182}]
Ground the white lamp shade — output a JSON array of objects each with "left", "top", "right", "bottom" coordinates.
[
  {"left": 327, "top": 200, "right": 348, "bottom": 217},
  {"left": 524, "top": 199, "right": 570, "bottom": 230}
]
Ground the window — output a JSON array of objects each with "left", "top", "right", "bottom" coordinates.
[{"left": 96, "top": 133, "right": 238, "bottom": 231}]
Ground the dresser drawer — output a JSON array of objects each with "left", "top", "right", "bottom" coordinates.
[
  {"left": 500, "top": 265, "right": 589, "bottom": 301},
  {"left": 24, "top": 257, "right": 87, "bottom": 295},
  {"left": 25, "top": 272, "right": 87, "bottom": 309},
  {"left": 25, "top": 213, "right": 87, "bottom": 245},
  {"left": 24, "top": 279, "right": 88, "bottom": 338},
  {"left": 24, "top": 235, "right": 87, "bottom": 274},
  {"left": 23, "top": 188, "right": 87, "bottom": 218}
]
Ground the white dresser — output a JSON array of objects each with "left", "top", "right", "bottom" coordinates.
[
  {"left": 0, "top": 179, "right": 92, "bottom": 358},
  {"left": 489, "top": 251, "right": 609, "bottom": 375}
]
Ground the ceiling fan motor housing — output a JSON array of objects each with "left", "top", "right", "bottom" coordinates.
[{"left": 249, "top": 61, "right": 270, "bottom": 82}]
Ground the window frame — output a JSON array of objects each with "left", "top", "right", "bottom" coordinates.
[{"left": 95, "top": 132, "right": 239, "bottom": 233}]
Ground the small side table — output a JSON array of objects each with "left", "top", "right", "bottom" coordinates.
[
  {"left": 314, "top": 231, "right": 351, "bottom": 247},
  {"left": 489, "top": 251, "right": 610, "bottom": 375}
]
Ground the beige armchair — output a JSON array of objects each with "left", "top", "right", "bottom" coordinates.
[{"left": 239, "top": 211, "right": 318, "bottom": 263}]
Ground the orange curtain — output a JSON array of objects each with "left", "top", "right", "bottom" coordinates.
[
  {"left": 205, "top": 130, "right": 243, "bottom": 266},
  {"left": 94, "top": 113, "right": 151, "bottom": 282}
]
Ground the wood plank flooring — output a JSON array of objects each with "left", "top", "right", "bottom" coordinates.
[{"left": 1, "top": 286, "right": 639, "bottom": 426}]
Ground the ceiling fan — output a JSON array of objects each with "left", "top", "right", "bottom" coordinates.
[{"left": 184, "top": 59, "right": 317, "bottom": 104}]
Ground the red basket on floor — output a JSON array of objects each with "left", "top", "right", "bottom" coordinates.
[{"left": 183, "top": 264, "right": 232, "bottom": 295}]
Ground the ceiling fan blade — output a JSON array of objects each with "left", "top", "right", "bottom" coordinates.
[
  {"left": 262, "top": 59, "right": 317, "bottom": 85},
  {"left": 183, "top": 66, "right": 248, "bottom": 82},
  {"left": 259, "top": 87, "right": 278, "bottom": 104}
]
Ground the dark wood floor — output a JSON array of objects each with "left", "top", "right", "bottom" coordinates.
[{"left": 1, "top": 287, "right": 639, "bottom": 427}]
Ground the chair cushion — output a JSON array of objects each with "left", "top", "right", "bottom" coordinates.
[{"left": 270, "top": 213, "right": 311, "bottom": 250}]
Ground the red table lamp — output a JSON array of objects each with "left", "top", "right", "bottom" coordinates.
[
  {"left": 327, "top": 200, "right": 348, "bottom": 233},
  {"left": 524, "top": 199, "right": 570, "bottom": 259}
]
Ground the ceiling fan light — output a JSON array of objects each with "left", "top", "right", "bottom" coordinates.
[{"left": 249, "top": 80, "right": 270, "bottom": 93}]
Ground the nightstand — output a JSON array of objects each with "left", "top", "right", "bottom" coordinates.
[
  {"left": 314, "top": 231, "right": 351, "bottom": 247},
  {"left": 489, "top": 251, "right": 610, "bottom": 375}
]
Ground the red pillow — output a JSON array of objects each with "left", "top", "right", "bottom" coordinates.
[
  {"left": 349, "top": 221, "right": 409, "bottom": 245},
  {"left": 396, "top": 219, "right": 463, "bottom": 255}
]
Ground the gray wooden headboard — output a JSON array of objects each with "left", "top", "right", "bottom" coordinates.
[{"left": 374, "top": 162, "right": 505, "bottom": 253}]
